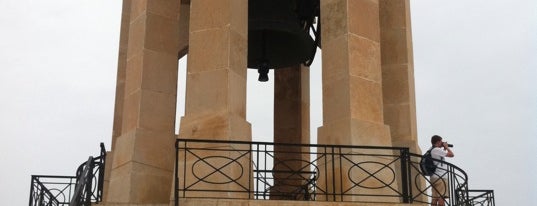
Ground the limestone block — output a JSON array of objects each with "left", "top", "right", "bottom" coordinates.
[
  {"left": 349, "top": 118, "right": 392, "bottom": 147},
  {"left": 112, "top": 129, "right": 174, "bottom": 170},
  {"left": 124, "top": 50, "right": 179, "bottom": 96},
  {"left": 112, "top": 130, "right": 136, "bottom": 169},
  {"left": 321, "top": 35, "right": 350, "bottom": 84},
  {"left": 229, "top": 0, "right": 248, "bottom": 36},
  {"left": 129, "top": 165, "right": 174, "bottom": 203},
  {"left": 137, "top": 90, "right": 177, "bottom": 131},
  {"left": 317, "top": 118, "right": 351, "bottom": 145},
  {"left": 349, "top": 76, "right": 384, "bottom": 123},
  {"left": 179, "top": 112, "right": 252, "bottom": 141},
  {"left": 121, "top": 91, "right": 141, "bottom": 133},
  {"left": 124, "top": 52, "right": 143, "bottom": 95},
  {"left": 184, "top": 69, "right": 231, "bottom": 116},
  {"left": 228, "top": 71, "right": 248, "bottom": 117},
  {"left": 320, "top": 0, "right": 348, "bottom": 44},
  {"left": 349, "top": 35, "right": 382, "bottom": 83},
  {"left": 102, "top": 151, "right": 114, "bottom": 202},
  {"left": 383, "top": 104, "right": 412, "bottom": 141},
  {"left": 183, "top": 70, "right": 247, "bottom": 118},
  {"left": 381, "top": 64, "right": 411, "bottom": 104},
  {"left": 139, "top": 49, "right": 179, "bottom": 94},
  {"left": 127, "top": 14, "right": 147, "bottom": 59},
  {"left": 127, "top": 13, "right": 180, "bottom": 58},
  {"left": 380, "top": 28, "right": 409, "bottom": 65},
  {"left": 147, "top": 0, "right": 181, "bottom": 20},
  {"left": 131, "top": 129, "right": 175, "bottom": 170},
  {"left": 228, "top": 30, "right": 248, "bottom": 77},
  {"left": 111, "top": 0, "right": 131, "bottom": 142},
  {"left": 129, "top": 0, "right": 148, "bottom": 21},
  {"left": 129, "top": 0, "right": 181, "bottom": 21},
  {"left": 228, "top": 113, "right": 252, "bottom": 139},
  {"left": 379, "top": 0, "right": 407, "bottom": 29},
  {"left": 320, "top": 77, "right": 351, "bottom": 124},
  {"left": 107, "top": 162, "right": 132, "bottom": 203},
  {"left": 189, "top": 0, "right": 247, "bottom": 35},
  {"left": 187, "top": 28, "right": 229, "bottom": 72},
  {"left": 190, "top": 0, "right": 231, "bottom": 32},
  {"left": 107, "top": 162, "right": 174, "bottom": 204},
  {"left": 348, "top": 0, "right": 380, "bottom": 42},
  {"left": 144, "top": 13, "right": 180, "bottom": 54}
]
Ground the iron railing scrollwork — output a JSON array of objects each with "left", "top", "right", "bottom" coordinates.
[
  {"left": 456, "top": 190, "right": 495, "bottom": 206},
  {"left": 176, "top": 139, "right": 412, "bottom": 204},
  {"left": 28, "top": 176, "right": 61, "bottom": 206},
  {"left": 175, "top": 138, "right": 494, "bottom": 206},
  {"left": 29, "top": 143, "right": 106, "bottom": 206},
  {"left": 408, "top": 153, "right": 470, "bottom": 205}
]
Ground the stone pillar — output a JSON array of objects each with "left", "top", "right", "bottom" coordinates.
[
  {"left": 106, "top": 0, "right": 182, "bottom": 204},
  {"left": 379, "top": 0, "right": 420, "bottom": 153},
  {"left": 103, "top": 0, "right": 132, "bottom": 202},
  {"left": 177, "top": 0, "right": 251, "bottom": 199},
  {"left": 272, "top": 65, "right": 310, "bottom": 200},
  {"left": 380, "top": 1, "right": 424, "bottom": 202},
  {"left": 318, "top": 0, "right": 396, "bottom": 202},
  {"left": 111, "top": 0, "right": 131, "bottom": 147},
  {"left": 179, "top": 0, "right": 250, "bottom": 140}
]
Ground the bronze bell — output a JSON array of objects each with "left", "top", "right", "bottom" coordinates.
[{"left": 248, "top": 0, "right": 319, "bottom": 82}]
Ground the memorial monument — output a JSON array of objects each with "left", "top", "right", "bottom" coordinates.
[{"left": 103, "top": 0, "right": 419, "bottom": 205}]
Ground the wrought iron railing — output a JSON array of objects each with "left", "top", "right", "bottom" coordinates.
[
  {"left": 175, "top": 139, "right": 408, "bottom": 203},
  {"left": 408, "top": 153, "right": 470, "bottom": 205},
  {"left": 174, "top": 139, "right": 494, "bottom": 206},
  {"left": 458, "top": 190, "right": 495, "bottom": 206},
  {"left": 29, "top": 143, "right": 106, "bottom": 206}
]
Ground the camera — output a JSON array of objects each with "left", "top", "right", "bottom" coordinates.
[{"left": 444, "top": 142, "right": 454, "bottom": 147}]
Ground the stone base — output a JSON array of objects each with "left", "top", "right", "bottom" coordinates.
[
  {"left": 178, "top": 198, "right": 426, "bottom": 206},
  {"left": 99, "top": 204, "right": 168, "bottom": 206}
]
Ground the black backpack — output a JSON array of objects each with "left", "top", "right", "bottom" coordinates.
[{"left": 420, "top": 148, "right": 436, "bottom": 176}]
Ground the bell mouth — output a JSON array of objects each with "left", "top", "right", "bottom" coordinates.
[{"left": 247, "top": 29, "right": 315, "bottom": 70}]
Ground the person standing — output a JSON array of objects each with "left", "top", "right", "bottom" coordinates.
[{"left": 430, "top": 135, "right": 454, "bottom": 206}]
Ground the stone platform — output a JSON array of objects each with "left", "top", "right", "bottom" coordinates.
[{"left": 179, "top": 199, "right": 426, "bottom": 206}]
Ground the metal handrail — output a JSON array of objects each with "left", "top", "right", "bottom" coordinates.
[
  {"left": 459, "top": 190, "right": 495, "bottom": 206},
  {"left": 69, "top": 157, "right": 94, "bottom": 206},
  {"left": 175, "top": 138, "right": 411, "bottom": 203},
  {"left": 29, "top": 143, "right": 107, "bottom": 206},
  {"left": 407, "top": 153, "right": 470, "bottom": 205},
  {"left": 29, "top": 176, "right": 61, "bottom": 206},
  {"left": 174, "top": 138, "right": 492, "bottom": 205}
]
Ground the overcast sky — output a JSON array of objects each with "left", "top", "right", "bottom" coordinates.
[{"left": 1, "top": 0, "right": 536, "bottom": 205}]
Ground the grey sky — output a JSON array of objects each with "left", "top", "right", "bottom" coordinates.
[{"left": 1, "top": 0, "right": 536, "bottom": 205}]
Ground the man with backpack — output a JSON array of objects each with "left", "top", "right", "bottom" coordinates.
[{"left": 428, "top": 135, "right": 454, "bottom": 206}]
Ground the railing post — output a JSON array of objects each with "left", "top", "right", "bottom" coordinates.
[
  {"left": 175, "top": 139, "right": 179, "bottom": 206},
  {"left": 29, "top": 176, "right": 35, "bottom": 206},
  {"left": 400, "top": 148, "right": 410, "bottom": 203},
  {"left": 86, "top": 159, "right": 95, "bottom": 205}
]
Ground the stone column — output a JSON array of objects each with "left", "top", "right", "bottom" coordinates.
[
  {"left": 106, "top": 0, "right": 182, "bottom": 204},
  {"left": 318, "top": 0, "right": 396, "bottom": 202},
  {"left": 272, "top": 65, "right": 310, "bottom": 200},
  {"left": 177, "top": 0, "right": 251, "bottom": 199},
  {"left": 379, "top": 0, "right": 420, "bottom": 153},
  {"left": 103, "top": 0, "right": 132, "bottom": 202},
  {"left": 179, "top": 0, "right": 250, "bottom": 141},
  {"left": 380, "top": 1, "right": 424, "bottom": 202}
]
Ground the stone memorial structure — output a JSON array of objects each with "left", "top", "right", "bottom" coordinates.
[{"left": 103, "top": 0, "right": 420, "bottom": 205}]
